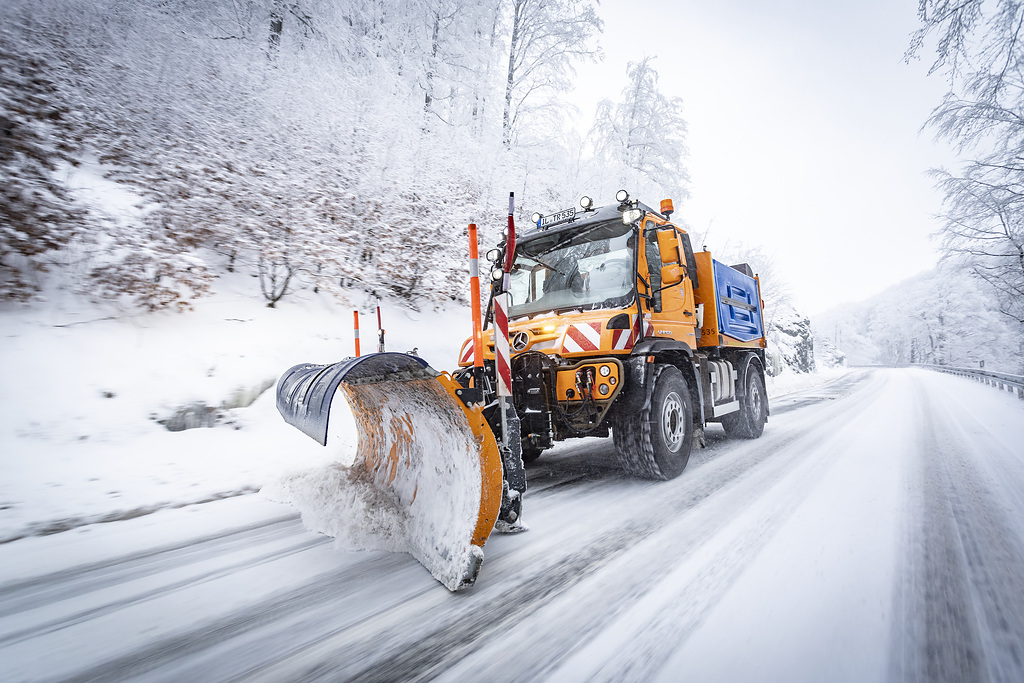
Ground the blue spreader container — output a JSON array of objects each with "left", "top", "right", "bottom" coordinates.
[{"left": 712, "top": 260, "right": 764, "bottom": 343}]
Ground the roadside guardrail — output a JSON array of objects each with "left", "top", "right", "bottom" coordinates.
[{"left": 917, "top": 364, "right": 1024, "bottom": 400}]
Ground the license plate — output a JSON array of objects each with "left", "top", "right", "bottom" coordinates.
[{"left": 539, "top": 208, "right": 575, "bottom": 228}]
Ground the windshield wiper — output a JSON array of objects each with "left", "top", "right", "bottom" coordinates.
[{"left": 527, "top": 222, "right": 619, "bottom": 260}]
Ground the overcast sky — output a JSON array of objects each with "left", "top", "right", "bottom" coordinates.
[{"left": 572, "top": 0, "right": 959, "bottom": 315}]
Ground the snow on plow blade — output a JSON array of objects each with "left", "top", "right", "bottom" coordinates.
[{"left": 276, "top": 353, "right": 503, "bottom": 590}]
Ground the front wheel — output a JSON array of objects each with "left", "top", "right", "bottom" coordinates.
[
  {"left": 613, "top": 364, "right": 693, "bottom": 480},
  {"left": 521, "top": 445, "right": 544, "bottom": 464},
  {"left": 722, "top": 361, "right": 767, "bottom": 439}
]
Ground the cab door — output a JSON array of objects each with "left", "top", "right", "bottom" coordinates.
[{"left": 643, "top": 218, "right": 699, "bottom": 349}]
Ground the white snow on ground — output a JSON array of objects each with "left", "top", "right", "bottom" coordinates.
[
  {"left": 59, "top": 156, "right": 151, "bottom": 227},
  {"left": 766, "top": 365, "right": 850, "bottom": 398},
  {"left": 0, "top": 277, "right": 472, "bottom": 543}
]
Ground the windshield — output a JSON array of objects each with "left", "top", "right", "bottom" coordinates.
[{"left": 508, "top": 220, "right": 636, "bottom": 319}]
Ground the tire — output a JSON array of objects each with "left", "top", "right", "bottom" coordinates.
[
  {"left": 521, "top": 445, "right": 544, "bottom": 464},
  {"left": 613, "top": 364, "right": 693, "bottom": 480},
  {"left": 722, "top": 360, "right": 767, "bottom": 439}
]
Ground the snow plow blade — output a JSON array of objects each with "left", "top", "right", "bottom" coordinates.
[{"left": 276, "top": 353, "right": 503, "bottom": 590}]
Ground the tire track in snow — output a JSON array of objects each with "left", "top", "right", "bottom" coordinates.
[
  {"left": 46, "top": 552, "right": 423, "bottom": 683},
  {"left": 452, "top": 432, "right": 843, "bottom": 682},
  {"left": 0, "top": 533, "right": 328, "bottom": 648},
  {"left": 532, "top": 369, "right": 900, "bottom": 681},
  {"left": 0, "top": 513, "right": 303, "bottom": 618},
  {"left": 231, "top": 372, "right": 889, "bottom": 682},
  {"left": 1, "top": 370, "right": 888, "bottom": 682},
  {"left": 768, "top": 368, "right": 872, "bottom": 415},
  {"left": 891, "top": 378, "right": 1024, "bottom": 683}
]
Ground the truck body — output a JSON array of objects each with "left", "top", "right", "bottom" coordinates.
[{"left": 457, "top": 193, "right": 769, "bottom": 478}]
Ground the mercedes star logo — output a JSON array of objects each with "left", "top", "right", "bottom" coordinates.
[{"left": 512, "top": 331, "right": 530, "bottom": 351}]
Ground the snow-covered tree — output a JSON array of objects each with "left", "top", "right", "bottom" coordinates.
[
  {"left": 0, "top": 0, "right": 610, "bottom": 311},
  {"left": 814, "top": 265, "right": 1022, "bottom": 372},
  {"left": 932, "top": 169, "right": 1024, "bottom": 323},
  {"left": 590, "top": 57, "right": 689, "bottom": 201},
  {"left": 0, "top": 37, "right": 87, "bottom": 300},
  {"left": 502, "top": 0, "right": 602, "bottom": 147},
  {"left": 910, "top": 1, "right": 1024, "bottom": 328}
]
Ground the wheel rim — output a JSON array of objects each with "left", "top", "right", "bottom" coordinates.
[
  {"left": 749, "top": 377, "right": 763, "bottom": 419},
  {"left": 661, "top": 391, "right": 686, "bottom": 453}
]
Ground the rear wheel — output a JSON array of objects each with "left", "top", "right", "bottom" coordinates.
[
  {"left": 613, "top": 364, "right": 693, "bottom": 480},
  {"left": 722, "top": 361, "right": 767, "bottom": 439}
]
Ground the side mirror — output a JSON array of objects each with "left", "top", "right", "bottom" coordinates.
[{"left": 657, "top": 229, "right": 682, "bottom": 265}]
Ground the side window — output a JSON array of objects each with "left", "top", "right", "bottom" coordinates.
[{"left": 645, "top": 222, "right": 662, "bottom": 313}]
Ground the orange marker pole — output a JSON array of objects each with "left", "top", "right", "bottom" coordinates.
[
  {"left": 353, "top": 310, "right": 361, "bottom": 357},
  {"left": 468, "top": 223, "right": 484, "bottom": 372}
]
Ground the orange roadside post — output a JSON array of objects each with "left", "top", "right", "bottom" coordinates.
[
  {"left": 468, "top": 224, "right": 484, "bottom": 376},
  {"left": 353, "top": 310, "right": 361, "bottom": 357}
]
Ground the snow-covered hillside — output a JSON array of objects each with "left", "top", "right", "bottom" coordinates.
[
  {"left": 0, "top": 278, "right": 472, "bottom": 541},
  {"left": 813, "top": 265, "right": 1022, "bottom": 373}
]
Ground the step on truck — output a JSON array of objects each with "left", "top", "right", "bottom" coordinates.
[{"left": 276, "top": 191, "right": 769, "bottom": 591}]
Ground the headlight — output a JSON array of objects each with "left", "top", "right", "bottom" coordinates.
[
  {"left": 622, "top": 208, "right": 643, "bottom": 224},
  {"left": 531, "top": 212, "right": 542, "bottom": 225},
  {"left": 599, "top": 384, "right": 610, "bottom": 396},
  {"left": 486, "top": 248, "right": 501, "bottom": 262},
  {"left": 579, "top": 196, "right": 593, "bottom": 210},
  {"left": 616, "top": 189, "right": 630, "bottom": 203},
  {"left": 599, "top": 365, "right": 611, "bottom": 377},
  {"left": 491, "top": 267, "right": 504, "bottom": 281}
]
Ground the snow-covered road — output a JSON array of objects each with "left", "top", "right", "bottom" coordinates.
[{"left": 2, "top": 368, "right": 1023, "bottom": 682}]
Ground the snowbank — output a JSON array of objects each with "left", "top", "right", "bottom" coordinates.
[{"left": 0, "top": 275, "right": 473, "bottom": 542}]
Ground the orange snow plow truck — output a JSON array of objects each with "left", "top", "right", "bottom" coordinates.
[{"left": 276, "top": 191, "right": 768, "bottom": 590}]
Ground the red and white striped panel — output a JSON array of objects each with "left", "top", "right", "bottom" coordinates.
[
  {"left": 641, "top": 315, "right": 654, "bottom": 339},
  {"left": 610, "top": 321, "right": 634, "bottom": 350},
  {"left": 609, "top": 315, "right": 654, "bottom": 350},
  {"left": 561, "top": 322, "right": 602, "bottom": 354},
  {"left": 458, "top": 339, "right": 474, "bottom": 365},
  {"left": 494, "top": 293, "right": 512, "bottom": 397}
]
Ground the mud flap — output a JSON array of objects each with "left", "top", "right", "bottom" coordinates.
[{"left": 276, "top": 353, "right": 503, "bottom": 590}]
